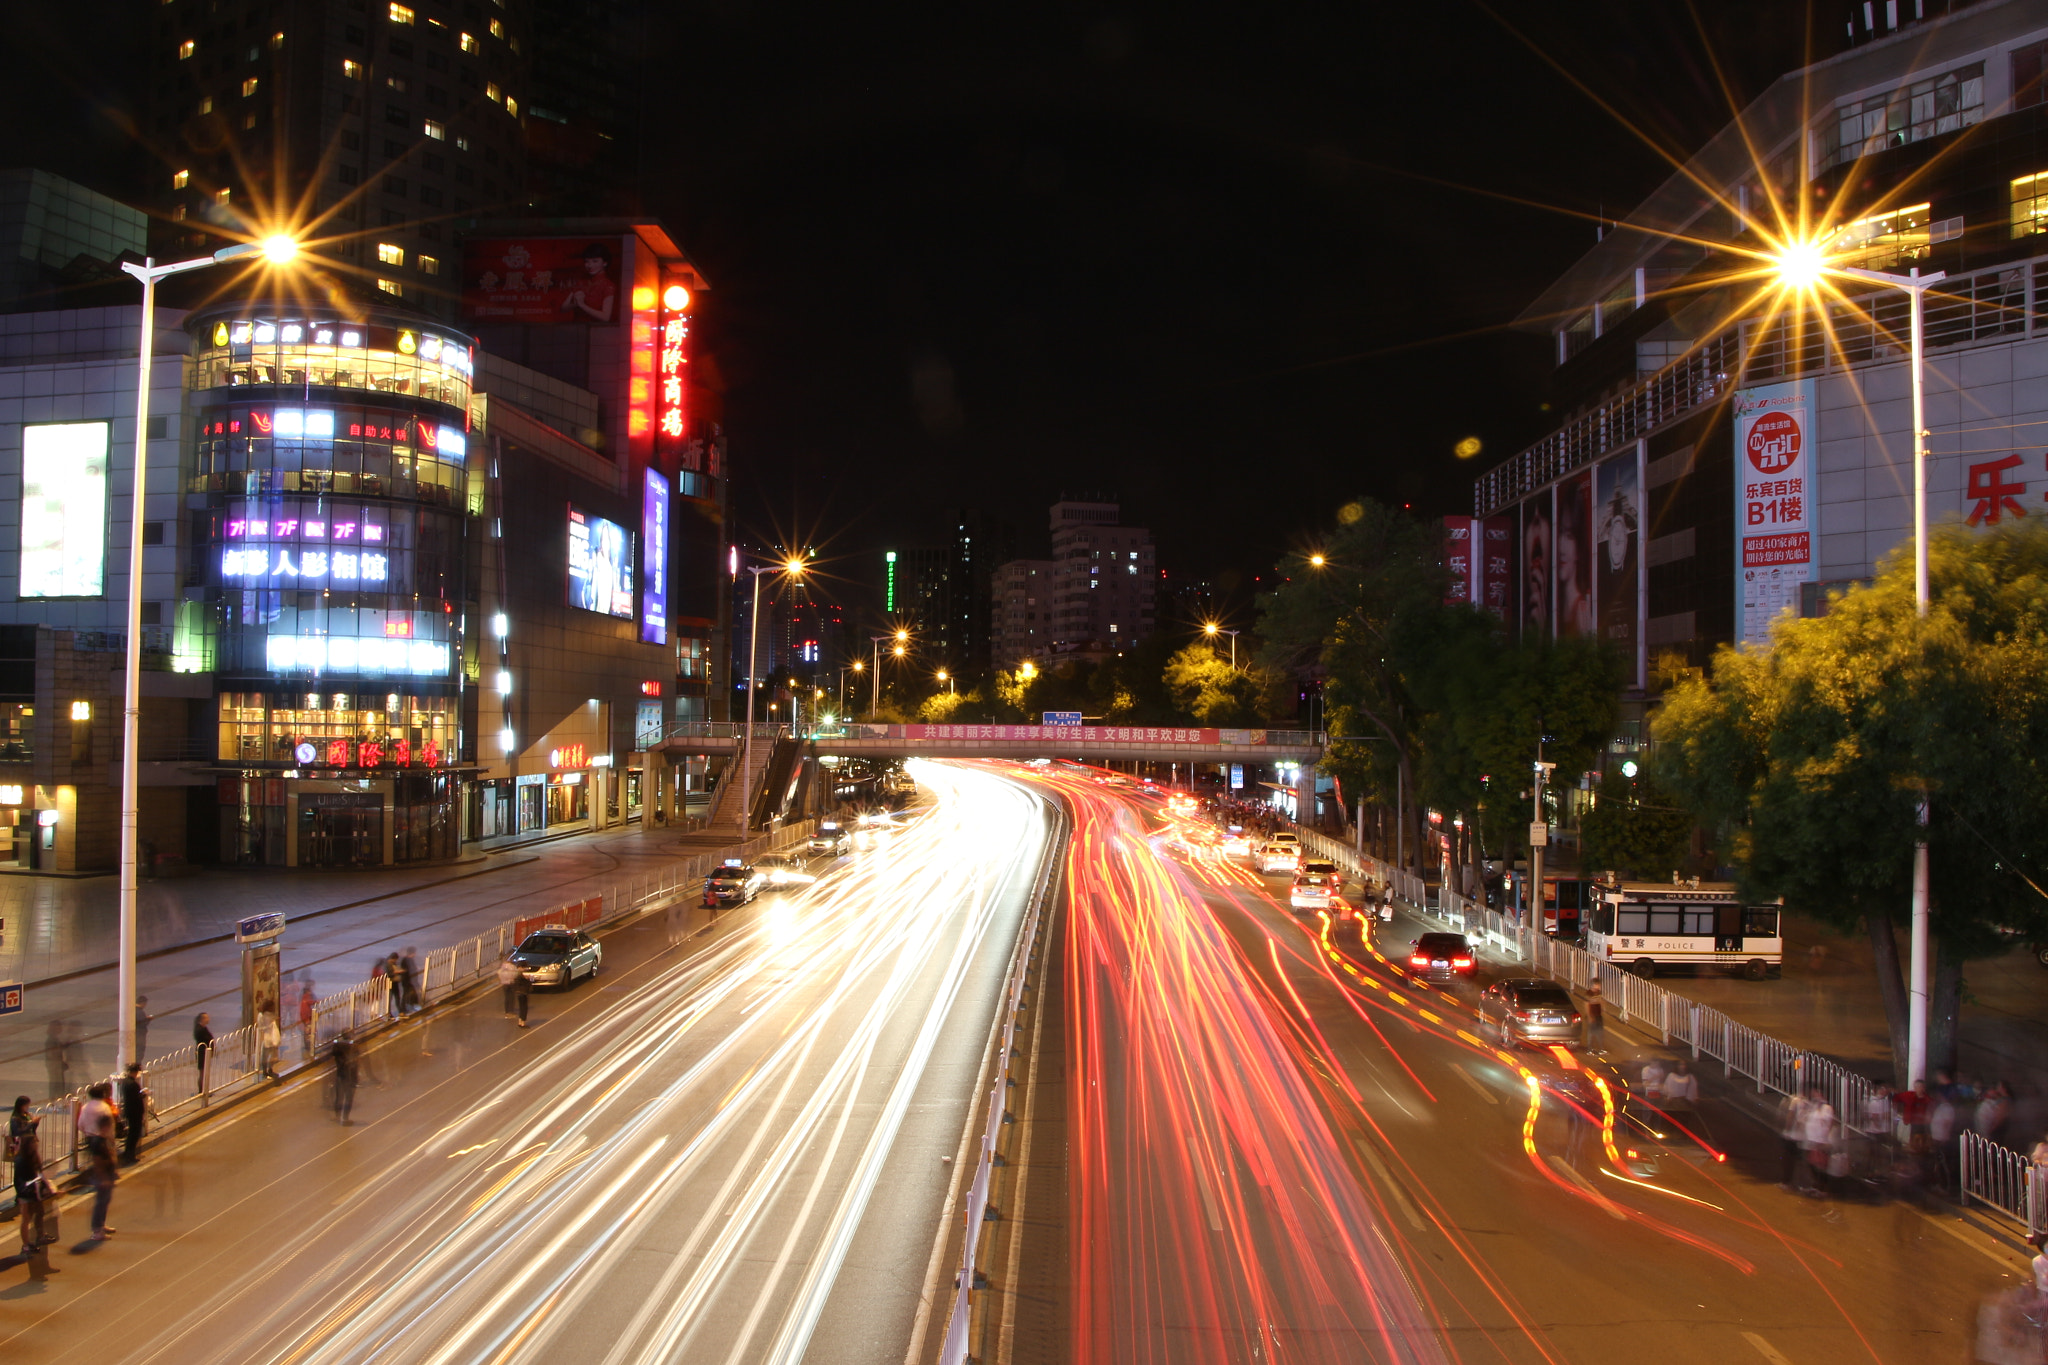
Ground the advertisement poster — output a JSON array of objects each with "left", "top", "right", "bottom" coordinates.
[
  {"left": 568, "top": 505, "right": 635, "bottom": 618},
  {"left": 462, "top": 237, "right": 626, "bottom": 327},
  {"left": 1554, "top": 471, "right": 1595, "bottom": 638},
  {"left": 20, "top": 421, "right": 108, "bottom": 598},
  {"left": 1479, "top": 516, "right": 1512, "bottom": 617},
  {"left": 1520, "top": 489, "right": 1553, "bottom": 642},
  {"left": 1594, "top": 449, "right": 1642, "bottom": 685},
  {"left": 640, "top": 469, "right": 670, "bottom": 645},
  {"left": 1734, "top": 379, "right": 1817, "bottom": 646},
  {"left": 1442, "top": 516, "right": 1475, "bottom": 605}
]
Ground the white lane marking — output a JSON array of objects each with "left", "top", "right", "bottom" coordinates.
[
  {"left": 1545, "top": 1154, "right": 1627, "bottom": 1221},
  {"left": 1740, "top": 1330, "right": 1793, "bottom": 1365},
  {"left": 1351, "top": 1136, "right": 1427, "bottom": 1234},
  {"left": 1453, "top": 1062, "right": 1500, "bottom": 1105},
  {"left": 1195, "top": 1164, "right": 1228, "bottom": 1232}
]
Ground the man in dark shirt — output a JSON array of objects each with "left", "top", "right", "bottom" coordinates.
[
  {"left": 193, "top": 1012, "right": 215, "bottom": 1093},
  {"left": 117, "top": 1064, "right": 149, "bottom": 1164}
]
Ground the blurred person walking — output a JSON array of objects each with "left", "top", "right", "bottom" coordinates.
[
  {"left": 1801, "top": 1086, "right": 1838, "bottom": 1199},
  {"left": 192, "top": 1012, "right": 215, "bottom": 1095},
  {"left": 43, "top": 1020, "right": 71, "bottom": 1099},
  {"left": 298, "top": 975, "right": 318, "bottom": 1059},
  {"left": 497, "top": 954, "right": 521, "bottom": 1018},
  {"left": 10, "top": 1105, "right": 58, "bottom": 1280},
  {"left": 1778, "top": 1089, "right": 1812, "bottom": 1187},
  {"left": 384, "top": 952, "right": 406, "bottom": 1018},
  {"left": 116, "top": 1064, "right": 149, "bottom": 1164},
  {"left": 400, "top": 947, "right": 422, "bottom": 1012},
  {"left": 330, "top": 1035, "right": 359, "bottom": 1125},
  {"left": 1581, "top": 984, "right": 1605, "bottom": 1054},
  {"left": 256, "top": 1008, "right": 282, "bottom": 1082},
  {"left": 134, "top": 997, "right": 153, "bottom": 1064},
  {"left": 75, "top": 1081, "right": 118, "bottom": 1240}
]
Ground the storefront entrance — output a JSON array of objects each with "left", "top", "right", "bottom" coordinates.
[{"left": 297, "top": 792, "right": 384, "bottom": 868}]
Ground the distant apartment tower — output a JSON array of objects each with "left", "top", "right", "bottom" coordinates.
[
  {"left": 887, "top": 509, "right": 1014, "bottom": 677},
  {"left": 992, "top": 559, "right": 1055, "bottom": 668},
  {"left": 1048, "top": 500, "right": 1155, "bottom": 654}
]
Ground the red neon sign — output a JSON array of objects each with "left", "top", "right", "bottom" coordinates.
[
  {"left": 640, "top": 680, "right": 663, "bottom": 696},
  {"left": 655, "top": 285, "right": 690, "bottom": 457}
]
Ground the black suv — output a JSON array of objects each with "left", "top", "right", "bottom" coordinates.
[{"left": 1404, "top": 932, "right": 1476, "bottom": 984}]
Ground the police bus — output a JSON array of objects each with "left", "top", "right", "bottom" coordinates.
[{"left": 1587, "top": 879, "right": 1783, "bottom": 980}]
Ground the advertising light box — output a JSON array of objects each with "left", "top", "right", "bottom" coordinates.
[
  {"left": 568, "top": 505, "right": 634, "bottom": 618},
  {"left": 20, "top": 421, "right": 109, "bottom": 598},
  {"left": 640, "top": 469, "right": 670, "bottom": 644}
]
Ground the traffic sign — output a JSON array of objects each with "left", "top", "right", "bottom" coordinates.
[
  {"left": 236, "top": 911, "right": 287, "bottom": 943},
  {"left": 1528, "top": 822, "right": 1549, "bottom": 847},
  {"left": 1042, "top": 712, "right": 1083, "bottom": 726},
  {"left": 0, "top": 982, "right": 22, "bottom": 1016}
]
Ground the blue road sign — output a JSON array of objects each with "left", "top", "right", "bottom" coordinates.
[
  {"left": 236, "top": 911, "right": 287, "bottom": 943},
  {"left": 0, "top": 982, "right": 23, "bottom": 1016},
  {"left": 1042, "top": 712, "right": 1083, "bottom": 726}
]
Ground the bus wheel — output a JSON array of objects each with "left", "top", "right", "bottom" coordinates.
[
  {"left": 1744, "top": 958, "right": 1769, "bottom": 981},
  {"left": 1631, "top": 957, "right": 1657, "bottom": 979}
]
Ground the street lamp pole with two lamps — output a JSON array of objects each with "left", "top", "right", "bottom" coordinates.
[
  {"left": 868, "top": 629, "right": 908, "bottom": 716},
  {"left": 741, "top": 557, "right": 805, "bottom": 830}
]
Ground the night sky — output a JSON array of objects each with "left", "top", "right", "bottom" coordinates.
[{"left": 5, "top": 1, "right": 1821, "bottom": 604}]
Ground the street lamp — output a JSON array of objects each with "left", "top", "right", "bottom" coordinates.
[
  {"left": 1774, "top": 242, "right": 1945, "bottom": 1088},
  {"left": 936, "top": 669, "right": 953, "bottom": 694},
  {"left": 1203, "top": 621, "right": 1239, "bottom": 669},
  {"left": 867, "top": 628, "right": 909, "bottom": 717},
  {"left": 741, "top": 557, "right": 804, "bottom": 829},
  {"left": 113, "top": 235, "right": 295, "bottom": 1069}
]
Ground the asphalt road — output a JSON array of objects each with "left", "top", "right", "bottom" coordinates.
[
  {"left": 1, "top": 760, "right": 1052, "bottom": 1365},
  {"left": 1036, "top": 780, "right": 2032, "bottom": 1364}
]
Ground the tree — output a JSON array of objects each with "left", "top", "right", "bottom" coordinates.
[
  {"left": 1578, "top": 770, "right": 1694, "bottom": 879},
  {"left": 1162, "top": 644, "right": 1266, "bottom": 726},
  {"left": 1655, "top": 519, "right": 2048, "bottom": 1081},
  {"left": 917, "top": 689, "right": 982, "bottom": 723}
]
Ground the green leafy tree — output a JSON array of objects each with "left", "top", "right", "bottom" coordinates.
[
  {"left": 1162, "top": 644, "right": 1266, "bottom": 726},
  {"left": 1655, "top": 520, "right": 2048, "bottom": 1080},
  {"left": 917, "top": 689, "right": 982, "bottom": 723},
  {"left": 1578, "top": 770, "right": 1694, "bottom": 879}
]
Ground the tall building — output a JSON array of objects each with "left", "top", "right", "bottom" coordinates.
[
  {"left": 883, "top": 509, "right": 1013, "bottom": 680},
  {"left": 991, "top": 558, "right": 1055, "bottom": 669},
  {"left": 1047, "top": 499, "right": 1155, "bottom": 655},
  {"left": 1473, "top": 0, "right": 2048, "bottom": 687},
  {"left": 0, "top": 171, "right": 148, "bottom": 311}
]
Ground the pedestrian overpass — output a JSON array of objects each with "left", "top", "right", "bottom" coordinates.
[{"left": 645, "top": 721, "right": 1326, "bottom": 767}]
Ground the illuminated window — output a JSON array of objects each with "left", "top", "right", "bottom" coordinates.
[
  {"left": 197, "top": 95, "right": 213, "bottom": 113},
  {"left": 1825, "top": 203, "right": 1932, "bottom": 270},
  {"left": 171, "top": 204, "right": 186, "bottom": 221},
  {"left": 215, "top": 187, "right": 232, "bottom": 205},
  {"left": 504, "top": 95, "right": 517, "bottom": 118},
  {"left": 172, "top": 169, "right": 190, "bottom": 189},
  {"left": 377, "top": 242, "right": 405, "bottom": 266},
  {"left": 271, "top": 30, "right": 285, "bottom": 49},
  {"left": 385, "top": 75, "right": 408, "bottom": 92},
  {"left": 459, "top": 31, "right": 476, "bottom": 52},
  {"left": 376, "top": 278, "right": 402, "bottom": 296},
  {"left": 243, "top": 111, "right": 258, "bottom": 130},
  {"left": 242, "top": 77, "right": 259, "bottom": 97},
  {"left": 485, "top": 82, "right": 501, "bottom": 104},
  {"left": 2013, "top": 172, "right": 2048, "bottom": 240},
  {"left": 422, "top": 118, "right": 444, "bottom": 140},
  {"left": 488, "top": 17, "right": 504, "bottom": 38},
  {"left": 388, "top": 2, "right": 414, "bottom": 23},
  {"left": 417, "top": 254, "right": 440, "bottom": 276},
  {"left": 178, "top": 39, "right": 195, "bottom": 59},
  {"left": 1821, "top": 62, "right": 1983, "bottom": 172},
  {"left": 454, "top": 135, "right": 469, "bottom": 151},
  {"left": 342, "top": 59, "right": 363, "bottom": 79}
]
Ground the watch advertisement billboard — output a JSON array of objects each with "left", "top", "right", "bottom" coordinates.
[
  {"left": 461, "top": 237, "right": 626, "bottom": 327},
  {"left": 1734, "top": 379, "right": 1817, "bottom": 646},
  {"left": 20, "top": 421, "right": 109, "bottom": 598},
  {"left": 568, "top": 505, "right": 634, "bottom": 618},
  {"left": 640, "top": 469, "right": 670, "bottom": 645}
]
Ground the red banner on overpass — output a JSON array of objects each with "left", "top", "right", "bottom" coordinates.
[{"left": 903, "top": 724, "right": 1275, "bottom": 745}]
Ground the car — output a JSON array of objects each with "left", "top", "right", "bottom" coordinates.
[
  {"left": 1300, "top": 859, "right": 1340, "bottom": 882},
  {"left": 1478, "top": 977, "right": 1583, "bottom": 1048},
  {"left": 806, "top": 823, "right": 850, "bottom": 857},
  {"left": 703, "top": 860, "right": 767, "bottom": 907},
  {"left": 1289, "top": 869, "right": 1343, "bottom": 913},
  {"left": 1404, "top": 932, "right": 1476, "bottom": 984},
  {"left": 1219, "top": 828, "right": 1253, "bottom": 857},
  {"left": 1258, "top": 843, "right": 1300, "bottom": 874},
  {"left": 1270, "top": 830, "right": 1301, "bottom": 849},
  {"left": 510, "top": 927, "right": 602, "bottom": 989},
  {"left": 755, "top": 854, "right": 815, "bottom": 888}
]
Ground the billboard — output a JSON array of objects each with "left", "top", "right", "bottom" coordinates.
[
  {"left": 20, "top": 421, "right": 109, "bottom": 598},
  {"left": 1555, "top": 471, "right": 1595, "bottom": 637},
  {"left": 1442, "top": 515, "right": 1513, "bottom": 617},
  {"left": 1734, "top": 379, "right": 1817, "bottom": 646},
  {"left": 1595, "top": 448, "right": 1643, "bottom": 686},
  {"left": 461, "top": 237, "right": 626, "bottom": 327},
  {"left": 568, "top": 505, "right": 634, "bottom": 618},
  {"left": 1520, "top": 489, "right": 1552, "bottom": 641},
  {"left": 640, "top": 469, "right": 670, "bottom": 645}
]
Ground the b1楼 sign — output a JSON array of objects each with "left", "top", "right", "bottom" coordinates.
[
  {"left": 1734, "top": 379, "right": 1817, "bottom": 646},
  {"left": 1041, "top": 712, "right": 1083, "bottom": 727}
]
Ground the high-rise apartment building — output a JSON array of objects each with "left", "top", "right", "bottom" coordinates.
[
  {"left": 1046, "top": 500, "right": 1155, "bottom": 655},
  {"left": 991, "top": 558, "right": 1055, "bottom": 669},
  {"left": 885, "top": 509, "right": 1014, "bottom": 679}
]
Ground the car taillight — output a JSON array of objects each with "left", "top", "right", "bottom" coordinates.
[
  {"left": 1453, "top": 956, "right": 1474, "bottom": 968},
  {"left": 1514, "top": 1009, "right": 1535, "bottom": 1021},
  {"left": 1567, "top": 1014, "right": 1581, "bottom": 1024},
  {"left": 1409, "top": 954, "right": 1430, "bottom": 966}
]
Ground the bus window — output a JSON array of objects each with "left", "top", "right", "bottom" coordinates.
[
  {"left": 1649, "top": 906, "right": 1683, "bottom": 934},
  {"left": 1618, "top": 907, "right": 1649, "bottom": 935},
  {"left": 1743, "top": 907, "right": 1780, "bottom": 938},
  {"left": 1682, "top": 908, "right": 1715, "bottom": 935}
]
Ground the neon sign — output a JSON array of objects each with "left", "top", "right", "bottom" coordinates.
[
  {"left": 655, "top": 286, "right": 689, "bottom": 454},
  {"left": 548, "top": 743, "right": 588, "bottom": 769}
]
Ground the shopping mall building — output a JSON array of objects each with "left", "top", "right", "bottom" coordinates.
[
  {"left": 1469, "top": 0, "right": 2048, "bottom": 690},
  {"left": 0, "top": 213, "right": 727, "bottom": 871}
]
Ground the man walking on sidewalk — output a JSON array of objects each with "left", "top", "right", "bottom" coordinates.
[
  {"left": 117, "top": 1064, "right": 149, "bottom": 1165},
  {"left": 401, "top": 947, "right": 422, "bottom": 1012},
  {"left": 330, "top": 1035, "right": 359, "bottom": 1125},
  {"left": 257, "top": 1008, "right": 282, "bottom": 1081},
  {"left": 497, "top": 954, "right": 521, "bottom": 1019},
  {"left": 76, "top": 1081, "right": 119, "bottom": 1241},
  {"left": 193, "top": 1012, "right": 215, "bottom": 1095}
]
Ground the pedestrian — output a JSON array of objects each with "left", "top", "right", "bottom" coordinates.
[
  {"left": 400, "top": 946, "right": 421, "bottom": 1012},
  {"left": 1581, "top": 984, "right": 1605, "bottom": 1054},
  {"left": 116, "top": 1064, "right": 149, "bottom": 1165},
  {"left": 1778, "top": 1089, "right": 1812, "bottom": 1188},
  {"left": 1864, "top": 1083, "right": 1895, "bottom": 1143},
  {"left": 497, "top": 953, "right": 522, "bottom": 1018},
  {"left": 298, "top": 974, "right": 318, "bottom": 1059},
  {"left": 1662, "top": 1060, "right": 1699, "bottom": 1107},
  {"left": 384, "top": 952, "right": 405, "bottom": 1018},
  {"left": 134, "top": 996, "right": 153, "bottom": 1064},
  {"left": 256, "top": 1008, "right": 282, "bottom": 1081},
  {"left": 2032, "top": 1233, "right": 2048, "bottom": 1297},
  {"left": 1930, "top": 1086, "right": 1961, "bottom": 1189},
  {"left": 1894, "top": 1078, "right": 1931, "bottom": 1136},
  {"left": 76, "top": 1081, "right": 118, "bottom": 1240},
  {"left": 511, "top": 963, "right": 531, "bottom": 1028},
  {"left": 193, "top": 1011, "right": 214, "bottom": 1094},
  {"left": 330, "top": 1035, "right": 358, "bottom": 1125},
  {"left": 43, "top": 1020, "right": 70, "bottom": 1099},
  {"left": 1639, "top": 1056, "right": 1668, "bottom": 1099},
  {"left": 1802, "top": 1086, "right": 1837, "bottom": 1198},
  {"left": 1974, "top": 1080, "right": 2013, "bottom": 1145},
  {"left": 10, "top": 1105, "right": 59, "bottom": 1280}
]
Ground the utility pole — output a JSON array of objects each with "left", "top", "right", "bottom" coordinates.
[{"left": 1528, "top": 738, "right": 1555, "bottom": 962}]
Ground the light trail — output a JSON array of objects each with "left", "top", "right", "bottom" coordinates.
[{"left": 103, "top": 761, "right": 1049, "bottom": 1365}]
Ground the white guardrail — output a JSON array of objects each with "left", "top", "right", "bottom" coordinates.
[
  {"left": 1295, "top": 825, "right": 2046, "bottom": 1236},
  {"left": 18, "top": 818, "right": 822, "bottom": 1186},
  {"left": 938, "top": 796, "right": 1071, "bottom": 1365}
]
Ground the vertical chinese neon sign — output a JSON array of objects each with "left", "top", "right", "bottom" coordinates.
[{"left": 656, "top": 283, "right": 690, "bottom": 460}]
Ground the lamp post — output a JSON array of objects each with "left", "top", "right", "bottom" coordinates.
[
  {"left": 1203, "top": 622, "right": 1239, "bottom": 669},
  {"left": 1777, "top": 246, "right": 1945, "bottom": 1088},
  {"left": 936, "top": 669, "right": 952, "bottom": 695},
  {"left": 114, "top": 236, "right": 294, "bottom": 1069},
  {"left": 868, "top": 629, "right": 908, "bottom": 716},
  {"left": 846, "top": 660, "right": 862, "bottom": 715},
  {"left": 742, "top": 557, "right": 804, "bottom": 830}
]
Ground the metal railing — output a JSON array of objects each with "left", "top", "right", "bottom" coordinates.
[
  {"left": 19, "top": 816, "right": 824, "bottom": 1181},
  {"left": 938, "top": 797, "right": 1069, "bottom": 1365},
  {"left": 1959, "top": 1130, "right": 2048, "bottom": 1238}
]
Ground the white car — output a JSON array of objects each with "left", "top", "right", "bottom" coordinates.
[
  {"left": 1259, "top": 844, "right": 1300, "bottom": 874},
  {"left": 1290, "top": 870, "right": 1342, "bottom": 912}
]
